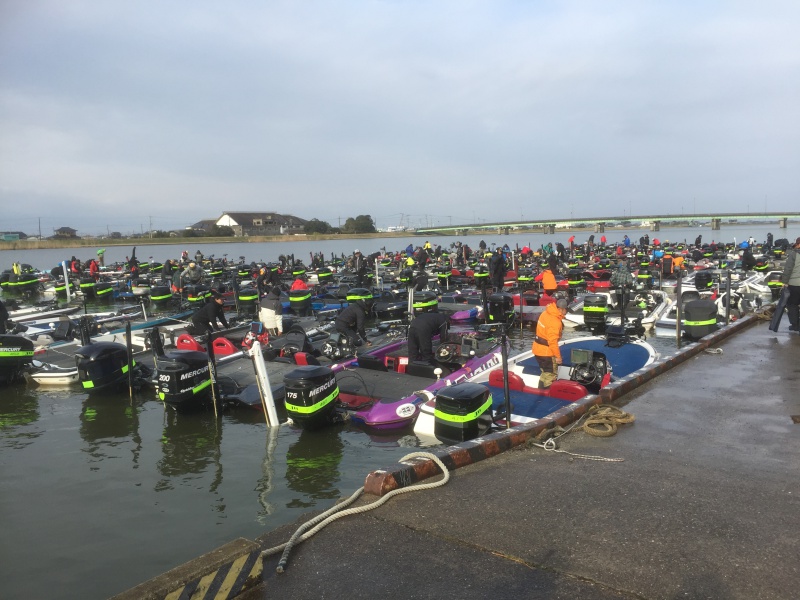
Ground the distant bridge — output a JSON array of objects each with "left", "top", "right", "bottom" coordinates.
[{"left": 415, "top": 212, "right": 800, "bottom": 235}]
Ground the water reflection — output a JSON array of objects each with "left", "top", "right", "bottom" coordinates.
[
  {"left": 285, "top": 425, "right": 344, "bottom": 508},
  {"left": 0, "top": 386, "right": 42, "bottom": 449},
  {"left": 255, "top": 426, "right": 280, "bottom": 524},
  {"left": 156, "top": 410, "right": 223, "bottom": 493},
  {"left": 79, "top": 396, "right": 142, "bottom": 469}
]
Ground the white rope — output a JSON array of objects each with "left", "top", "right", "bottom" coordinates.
[
  {"left": 704, "top": 347, "right": 724, "bottom": 355},
  {"left": 262, "top": 451, "right": 450, "bottom": 572},
  {"left": 528, "top": 437, "right": 625, "bottom": 462}
]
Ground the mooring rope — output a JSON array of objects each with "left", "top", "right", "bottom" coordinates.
[{"left": 261, "top": 452, "right": 449, "bottom": 573}]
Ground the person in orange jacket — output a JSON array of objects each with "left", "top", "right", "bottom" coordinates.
[
  {"left": 532, "top": 298, "right": 568, "bottom": 389},
  {"left": 290, "top": 276, "right": 309, "bottom": 291}
]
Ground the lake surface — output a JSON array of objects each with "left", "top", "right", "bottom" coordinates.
[{"left": 0, "top": 225, "right": 791, "bottom": 599}]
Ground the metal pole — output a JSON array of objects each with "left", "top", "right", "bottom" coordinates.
[
  {"left": 62, "top": 261, "right": 71, "bottom": 303},
  {"left": 125, "top": 321, "right": 134, "bottom": 401},
  {"left": 501, "top": 326, "right": 511, "bottom": 429},
  {"left": 675, "top": 277, "right": 682, "bottom": 349},
  {"left": 208, "top": 332, "right": 219, "bottom": 418},
  {"left": 725, "top": 271, "right": 731, "bottom": 325}
]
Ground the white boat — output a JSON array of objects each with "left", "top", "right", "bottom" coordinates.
[
  {"left": 564, "top": 290, "right": 670, "bottom": 330},
  {"left": 25, "top": 360, "right": 80, "bottom": 386},
  {"left": 413, "top": 334, "right": 658, "bottom": 445}
]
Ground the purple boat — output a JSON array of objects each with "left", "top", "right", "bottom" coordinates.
[{"left": 331, "top": 331, "right": 504, "bottom": 431}]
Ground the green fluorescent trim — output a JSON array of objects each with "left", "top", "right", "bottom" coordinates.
[
  {"left": 434, "top": 396, "right": 493, "bottom": 423},
  {"left": 285, "top": 386, "right": 339, "bottom": 414}
]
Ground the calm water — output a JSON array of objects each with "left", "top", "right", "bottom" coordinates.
[{"left": 0, "top": 225, "right": 791, "bottom": 599}]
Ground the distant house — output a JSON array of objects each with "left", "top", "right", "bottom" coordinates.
[
  {"left": 53, "top": 227, "right": 80, "bottom": 239},
  {"left": 188, "top": 219, "right": 218, "bottom": 233},
  {"left": 214, "top": 212, "right": 307, "bottom": 236},
  {"left": 0, "top": 231, "right": 28, "bottom": 241}
]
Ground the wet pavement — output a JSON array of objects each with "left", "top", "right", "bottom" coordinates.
[{"left": 244, "top": 321, "right": 799, "bottom": 600}]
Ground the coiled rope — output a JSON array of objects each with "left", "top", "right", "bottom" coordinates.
[{"left": 262, "top": 451, "right": 450, "bottom": 573}]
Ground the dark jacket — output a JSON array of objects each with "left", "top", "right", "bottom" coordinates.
[
  {"left": 191, "top": 299, "right": 229, "bottom": 331},
  {"left": 408, "top": 311, "right": 449, "bottom": 364},
  {"left": 259, "top": 290, "right": 283, "bottom": 314},
  {"left": 335, "top": 303, "right": 368, "bottom": 342}
]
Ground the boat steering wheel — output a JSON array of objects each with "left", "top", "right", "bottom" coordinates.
[
  {"left": 436, "top": 343, "right": 460, "bottom": 362},
  {"left": 571, "top": 363, "right": 600, "bottom": 386}
]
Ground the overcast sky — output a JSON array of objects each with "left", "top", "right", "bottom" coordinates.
[{"left": 1, "top": 1, "right": 798, "bottom": 236}]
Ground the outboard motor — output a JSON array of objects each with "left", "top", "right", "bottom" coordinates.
[
  {"left": 154, "top": 350, "right": 213, "bottom": 410},
  {"left": 566, "top": 269, "right": 586, "bottom": 298},
  {"left": 766, "top": 272, "right": 783, "bottom": 301},
  {"left": 149, "top": 284, "right": 173, "bottom": 305},
  {"left": 683, "top": 299, "right": 718, "bottom": 340},
  {"left": 583, "top": 294, "right": 609, "bottom": 333},
  {"left": 54, "top": 279, "right": 75, "bottom": 298},
  {"left": 283, "top": 366, "right": 340, "bottom": 429},
  {"left": 289, "top": 288, "right": 312, "bottom": 316},
  {"left": 94, "top": 281, "right": 114, "bottom": 300},
  {"left": 486, "top": 292, "right": 515, "bottom": 324},
  {"left": 694, "top": 271, "right": 714, "bottom": 291},
  {"left": 76, "top": 342, "right": 135, "bottom": 393},
  {"left": 316, "top": 267, "right": 333, "bottom": 286},
  {"left": 433, "top": 382, "right": 493, "bottom": 444},
  {"left": 237, "top": 285, "right": 259, "bottom": 308},
  {"left": 0, "top": 334, "right": 34, "bottom": 385},
  {"left": 79, "top": 277, "right": 96, "bottom": 299}
]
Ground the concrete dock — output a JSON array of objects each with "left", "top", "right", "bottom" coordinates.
[{"left": 115, "top": 319, "right": 799, "bottom": 600}]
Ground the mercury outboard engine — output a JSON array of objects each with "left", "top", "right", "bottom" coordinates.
[
  {"left": 289, "top": 288, "right": 312, "bottom": 316},
  {"left": 683, "top": 299, "right": 718, "bottom": 340},
  {"left": 433, "top": 382, "right": 493, "bottom": 444},
  {"left": 151, "top": 327, "right": 213, "bottom": 410},
  {"left": 694, "top": 271, "right": 714, "bottom": 291},
  {"left": 0, "top": 334, "right": 34, "bottom": 385},
  {"left": 583, "top": 294, "right": 608, "bottom": 333},
  {"left": 149, "top": 284, "right": 173, "bottom": 305},
  {"left": 76, "top": 342, "right": 135, "bottom": 393},
  {"left": 283, "top": 366, "right": 340, "bottom": 429},
  {"left": 486, "top": 292, "right": 515, "bottom": 325}
]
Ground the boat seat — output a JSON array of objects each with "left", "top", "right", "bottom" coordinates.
[
  {"left": 405, "top": 362, "right": 449, "bottom": 379},
  {"left": 488, "top": 369, "right": 525, "bottom": 391},
  {"left": 357, "top": 354, "right": 388, "bottom": 371}
]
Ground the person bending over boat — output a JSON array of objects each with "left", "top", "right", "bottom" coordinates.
[
  {"left": 408, "top": 292, "right": 450, "bottom": 365},
  {"left": 781, "top": 237, "right": 800, "bottom": 332},
  {"left": 259, "top": 286, "right": 283, "bottom": 336},
  {"left": 532, "top": 298, "right": 568, "bottom": 389},
  {"left": 188, "top": 291, "right": 229, "bottom": 337},
  {"left": 181, "top": 261, "right": 205, "bottom": 285},
  {"left": 334, "top": 289, "right": 373, "bottom": 349}
]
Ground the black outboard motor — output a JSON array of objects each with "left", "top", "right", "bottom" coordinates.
[
  {"left": 694, "top": 271, "right": 714, "bottom": 291},
  {"left": 566, "top": 269, "right": 586, "bottom": 298},
  {"left": 289, "top": 289, "right": 312, "bottom": 316},
  {"left": 683, "top": 299, "right": 718, "bottom": 340},
  {"left": 154, "top": 351, "right": 212, "bottom": 410},
  {"left": 583, "top": 294, "right": 608, "bottom": 333},
  {"left": 149, "top": 284, "right": 173, "bottom": 305},
  {"left": 79, "top": 277, "right": 96, "bottom": 299},
  {"left": 486, "top": 292, "right": 515, "bottom": 325},
  {"left": 94, "top": 281, "right": 114, "bottom": 301},
  {"left": 150, "top": 326, "right": 213, "bottom": 410},
  {"left": 0, "top": 334, "right": 34, "bottom": 386},
  {"left": 316, "top": 267, "right": 333, "bottom": 286},
  {"left": 283, "top": 366, "right": 340, "bottom": 429},
  {"left": 76, "top": 342, "right": 134, "bottom": 393},
  {"left": 433, "top": 382, "right": 493, "bottom": 444}
]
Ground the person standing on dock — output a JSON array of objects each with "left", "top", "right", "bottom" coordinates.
[
  {"left": 0, "top": 298, "right": 9, "bottom": 334},
  {"left": 781, "top": 237, "right": 800, "bottom": 332},
  {"left": 532, "top": 298, "right": 568, "bottom": 388}
]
